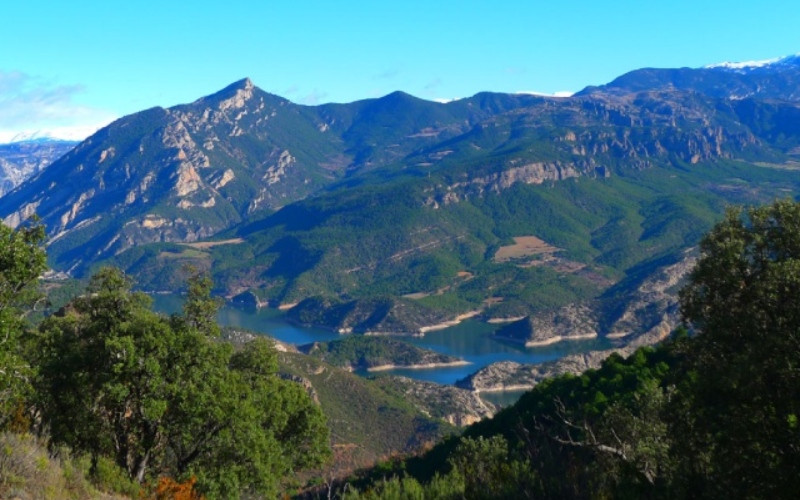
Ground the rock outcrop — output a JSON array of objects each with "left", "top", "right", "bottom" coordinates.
[
  {"left": 456, "top": 348, "right": 633, "bottom": 393},
  {"left": 377, "top": 376, "right": 496, "bottom": 426}
]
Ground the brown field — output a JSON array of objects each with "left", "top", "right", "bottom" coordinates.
[
  {"left": 494, "top": 236, "right": 559, "bottom": 262},
  {"left": 182, "top": 238, "right": 245, "bottom": 249}
]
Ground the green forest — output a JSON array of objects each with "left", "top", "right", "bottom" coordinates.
[
  {"left": 3, "top": 199, "right": 800, "bottom": 498},
  {"left": 0, "top": 223, "right": 328, "bottom": 498}
]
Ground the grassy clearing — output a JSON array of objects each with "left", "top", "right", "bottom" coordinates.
[
  {"left": 493, "top": 236, "right": 559, "bottom": 263},
  {"left": 181, "top": 237, "right": 245, "bottom": 249},
  {"left": 157, "top": 248, "right": 209, "bottom": 260}
]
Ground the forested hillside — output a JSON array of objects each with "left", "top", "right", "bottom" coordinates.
[
  {"left": 3, "top": 59, "right": 800, "bottom": 349},
  {"left": 336, "top": 200, "right": 800, "bottom": 499}
]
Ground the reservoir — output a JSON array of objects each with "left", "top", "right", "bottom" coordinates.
[{"left": 152, "top": 295, "right": 612, "bottom": 397}]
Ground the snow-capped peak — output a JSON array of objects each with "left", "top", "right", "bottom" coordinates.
[
  {"left": 4, "top": 130, "right": 63, "bottom": 144},
  {"left": 0, "top": 123, "right": 108, "bottom": 145},
  {"left": 705, "top": 53, "right": 800, "bottom": 70}
]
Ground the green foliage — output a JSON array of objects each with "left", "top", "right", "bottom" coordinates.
[
  {"left": 350, "top": 199, "right": 800, "bottom": 499},
  {"left": 0, "top": 219, "right": 47, "bottom": 429},
  {"left": 0, "top": 432, "right": 121, "bottom": 499},
  {"left": 31, "top": 267, "right": 330, "bottom": 497},
  {"left": 446, "top": 435, "right": 539, "bottom": 499},
  {"left": 277, "top": 352, "right": 453, "bottom": 469},
  {"left": 301, "top": 336, "right": 460, "bottom": 370},
  {"left": 287, "top": 295, "right": 452, "bottom": 334},
  {"left": 348, "top": 340, "right": 684, "bottom": 499},
  {"left": 675, "top": 199, "right": 800, "bottom": 497},
  {"left": 90, "top": 454, "right": 141, "bottom": 497},
  {"left": 180, "top": 269, "right": 222, "bottom": 337}
]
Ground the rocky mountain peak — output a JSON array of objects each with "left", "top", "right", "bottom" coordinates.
[{"left": 190, "top": 77, "right": 264, "bottom": 113}]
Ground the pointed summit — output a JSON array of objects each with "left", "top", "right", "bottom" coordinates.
[
  {"left": 236, "top": 77, "right": 254, "bottom": 90},
  {"left": 216, "top": 77, "right": 255, "bottom": 96},
  {"left": 192, "top": 78, "right": 264, "bottom": 112}
]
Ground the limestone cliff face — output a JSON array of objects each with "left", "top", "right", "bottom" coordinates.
[
  {"left": 603, "top": 250, "right": 697, "bottom": 341},
  {"left": 495, "top": 304, "right": 599, "bottom": 347},
  {"left": 493, "top": 250, "right": 696, "bottom": 349},
  {"left": 0, "top": 80, "right": 344, "bottom": 272},
  {"left": 0, "top": 72, "right": 792, "bottom": 278},
  {"left": 455, "top": 349, "right": 632, "bottom": 393},
  {"left": 376, "top": 376, "right": 496, "bottom": 427}
]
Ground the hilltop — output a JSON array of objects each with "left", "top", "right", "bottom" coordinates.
[{"left": 2, "top": 56, "right": 800, "bottom": 350}]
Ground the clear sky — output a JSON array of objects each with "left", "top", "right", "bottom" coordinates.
[{"left": 2, "top": 0, "right": 799, "bottom": 142}]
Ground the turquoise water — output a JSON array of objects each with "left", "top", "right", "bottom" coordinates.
[{"left": 151, "top": 295, "right": 612, "bottom": 393}]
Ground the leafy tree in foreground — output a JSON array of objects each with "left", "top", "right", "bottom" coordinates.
[
  {"left": 676, "top": 199, "right": 800, "bottom": 498},
  {"left": 33, "top": 267, "right": 329, "bottom": 497},
  {"left": 0, "top": 220, "right": 46, "bottom": 429}
]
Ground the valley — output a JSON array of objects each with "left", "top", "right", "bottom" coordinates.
[
  {"left": 4, "top": 50, "right": 800, "bottom": 497},
  {"left": 8, "top": 58, "right": 800, "bottom": 397}
]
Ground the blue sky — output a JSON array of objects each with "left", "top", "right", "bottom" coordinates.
[{"left": 1, "top": 0, "right": 799, "bottom": 141}]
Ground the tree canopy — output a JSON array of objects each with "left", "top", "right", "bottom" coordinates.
[
  {"left": 32, "top": 267, "right": 330, "bottom": 497},
  {"left": 677, "top": 199, "right": 800, "bottom": 497},
  {"left": 342, "top": 199, "right": 800, "bottom": 499},
  {"left": 0, "top": 220, "right": 46, "bottom": 429}
]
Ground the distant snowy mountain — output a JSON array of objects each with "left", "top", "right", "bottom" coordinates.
[
  {"left": 705, "top": 54, "right": 800, "bottom": 71},
  {"left": 0, "top": 122, "right": 110, "bottom": 144},
  {"left": 578, "top": 53, "right": 800, "bottom": 101},
  {"left": 0, "top": 139, "right": 77, "bottom": 197}
]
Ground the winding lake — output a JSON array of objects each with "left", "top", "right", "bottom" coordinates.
[{"left": 152, "top": 295, "right": 612, "bottom": 404}]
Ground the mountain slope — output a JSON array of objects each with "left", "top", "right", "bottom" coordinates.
[
  {"left": 0, "top": 139, "right": 76, "bottom": 197},
  {"left": 0, "top": 80, "right": 537, "bottom": 274},
  {"left": 578, "top": 54, "right": 800, "bottom": 101},
  {"left": 3, "top": 60, "right": 800, "bottom": 347}
]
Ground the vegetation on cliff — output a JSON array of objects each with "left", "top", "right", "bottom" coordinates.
[
  {"left": 299, "top": 336, "right": 464, "bottom": 371},
  {"left": 340, "top": 199, "right": 800, "bottom": 499},
  {"left": 5, "top": 199, "right": 800, "bottom": 498}
]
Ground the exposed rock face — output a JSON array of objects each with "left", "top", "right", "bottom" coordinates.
[
  {"left": 427, "top": 161, "right": 588, "bottom": 206},
  {"left": 604, "top": 250, "right": 697, "bottom": 341},
  {"left": 264, "top": 150, "right": 295, "bottom": 185},
  {"left": 279, "top": 373, "right": 320, "bottom": 405},
  {"left": 494, "top": 250, "right": 696, "bottom": 348},
  {"left": 456, "top": 348, "right": 633, "bottom": 393},
  {"left": 496, "top": 304, "right": 599, "bottom": 347},
  {"left": 3, "top": 200, "right": 40, "bottom": 228},
  {"left": 0, "top": 70, "right": 793, "bottom": 283},
  {"left": 377, "top": 376, "right": 496, "bottom": 426},
  {"left": 463, "top": 251, "right": 699, "bottom": 393}
]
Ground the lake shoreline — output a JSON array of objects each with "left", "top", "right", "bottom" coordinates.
[{"left": 364, "top": 360, "right": 472, "bottom": 372}]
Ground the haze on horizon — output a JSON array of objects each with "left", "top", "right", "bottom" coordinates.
[{"left": 2, "top": 0, "right": 799, "bottom": 142}]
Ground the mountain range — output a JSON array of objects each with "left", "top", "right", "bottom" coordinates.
[
  {"left": 2, "top": 55, "right": 800, "bottom": 348},
  {"left": 0, "top": 139, "right": 77, "bottom": 197}
]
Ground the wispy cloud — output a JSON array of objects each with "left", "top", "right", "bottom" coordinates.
[
  {"left": 0, "top": 71, "right": 117, "bottom": 142},
  {"left": 423, "top": 78, "right": 442, "bottom": 91},
  {"left": 298, "top": 89, "right": 329, "bottom": 105},
  {"left": 373, "top": 69, "right": 399, "bottom": 80},
  {"left": 515, "top": 90, "right": 574, "bottom": 98}
]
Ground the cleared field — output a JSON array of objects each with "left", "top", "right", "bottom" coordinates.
[
  {"left": 182, "top": 238, "right": 245, "bottom": 249},
  {"left": 494, "top": 236, "right": 559, "bottom": 262},
  {"left": 158, "top": 248, "right": 209, "bottom": 260}
]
